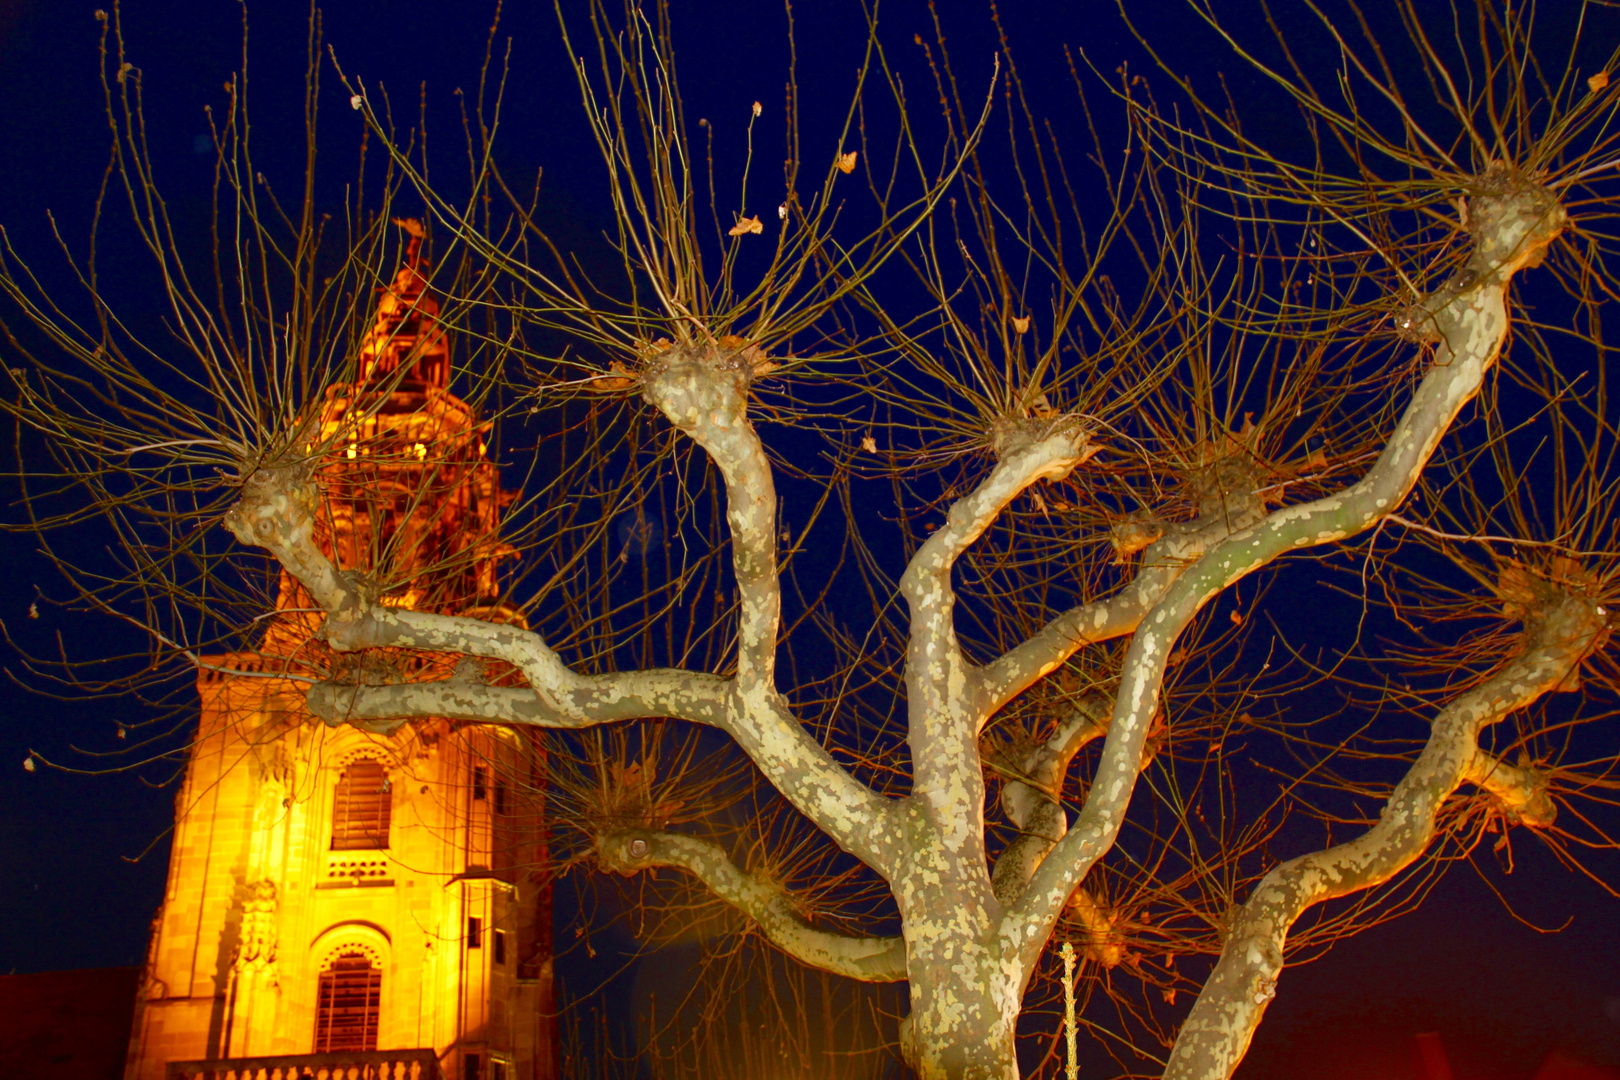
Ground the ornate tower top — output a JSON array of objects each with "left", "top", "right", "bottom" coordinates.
[
  {"left": 358, "top": 217, "right": 449, "bottom": 390},
  {"left": 279, "top": 220, "right": 514, "bottom": 622}
]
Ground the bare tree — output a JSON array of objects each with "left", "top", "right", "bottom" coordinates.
[{"left": 7, "top": 3, "right": 1620, "bottom": 1079}]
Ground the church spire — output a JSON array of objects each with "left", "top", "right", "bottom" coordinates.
[{"left": 358, "top": 217, "right": 450, "bottom": 390}]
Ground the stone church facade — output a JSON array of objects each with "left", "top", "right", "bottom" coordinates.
[{"left": 122, "top": 224, "right": 556, "bottom": 1080}]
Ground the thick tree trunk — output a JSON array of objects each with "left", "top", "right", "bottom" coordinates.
[{"left": 899, "top": 933, "right": 1021, "bottom": 1080}]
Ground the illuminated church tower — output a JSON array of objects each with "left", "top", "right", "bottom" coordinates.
[{"left": 124, "top": 222, "right": 556, "bottom": 1080}]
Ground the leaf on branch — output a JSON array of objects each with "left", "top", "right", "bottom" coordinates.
[
  {"left": 836, "top": 151, "right": 858, "bottom": 174},
  {"left": 349, "top": 93, "right": 364, "bottom": 110},
  {"left": 391, "top": 217, "right": 426, "bottom": 240},
  {"left": 1012, "top": 315, "right": 1031, "bottom": 334},
  {"left": 719, "top": 334, "right": 778, "bottom": 377},
  {"left": 588, "top": 361, "right": 638, "bottom": 392},
  {"left": 1497, "top": 559, "right": 1543, "bottom": 621},
  {"left": 1590, "top": 71, "right": 1610, "bottom": 93},
  {"left": 634, "top": 337, "right": 675, "bottom": 360},
  {"left": 728, "top": 215, "right": 764, "bottom": 236},
  {"left": 861, "top": 434, "right": 878, "bottom": 453},
  {"left": 22, "top": 756, "right": 35, "bottom": 772}
]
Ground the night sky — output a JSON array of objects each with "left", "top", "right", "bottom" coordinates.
[{"left": 0, "top": 2, "right": 1617, "bottom": 1077}]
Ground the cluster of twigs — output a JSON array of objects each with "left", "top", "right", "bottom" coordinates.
[{"left": 6, "top": 0, "right": 1620, "bottom": 1076}]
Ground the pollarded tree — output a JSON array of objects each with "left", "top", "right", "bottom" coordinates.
[{"left": 6, "top": 3, "right": 1620, "bottom": 1079}]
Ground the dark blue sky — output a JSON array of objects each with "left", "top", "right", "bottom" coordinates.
[{"left": 0, "top": 2, "right": 1616, "bottom": 1077}]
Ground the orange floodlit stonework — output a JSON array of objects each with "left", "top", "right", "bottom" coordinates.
[{"left": 123, "top": 227, "right": 556, "bottom": 1080}]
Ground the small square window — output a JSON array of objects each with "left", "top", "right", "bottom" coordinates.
[
  {"left": 467, "top": 917, "right": 482, "bottom": 949},
  {"left": 493, "top": 929, "right": 506, "bottom": 965}
]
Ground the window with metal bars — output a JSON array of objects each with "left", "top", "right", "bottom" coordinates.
[
  {"left": 313, "top": 952, "right": 381, "bottom": 1051},
  {"left": 331, "top": 759, "right": 391, "bottom": 850}
]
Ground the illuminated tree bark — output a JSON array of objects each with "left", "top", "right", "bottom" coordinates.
[
  {"left": 217, "top": 165, "right": 1579, "bottom": 1079},
  {"left": 10, "top": 5, "right": 1620, "bottom": 1080}
]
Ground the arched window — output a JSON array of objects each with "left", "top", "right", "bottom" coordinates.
[
  {"left": 314, "top": 951, "right": 381, "bottom": 1051},
  {"left": 331, "top": 759, "right": 391, "bottom": 850}
]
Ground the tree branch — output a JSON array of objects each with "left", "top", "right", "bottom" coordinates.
[
  {"left": 1164, "top": 593, "right": 1604, "bottom": 1080},
  {"left": 999, "top": 180, "right": 1571, "bottom": 994},
  {"left": 1463, "top": 747, "right": 1557, "bottom": 828},
  {"left": 979, "top": 510, "right": 1268, "bottom": 718},
  {"left": 901, "top": 425, "right": 1092, "bottom": 809},
  {"left": 639, "top": 346, "right": 907, "bottom": 870},
  {"left": 596, "top": 828, "right": 908, "bottom": 983},
  {"left": 990, "top": 694, "right": 1110, "bottom": 908},
  {"left": 640, "top": 346, "right": 780, "bottom": 691},
  {"left": 224, "top": 450, "right": 903, "bottom": 870},
  {"left": 306, "top": 669, "right": 729, "bottom": 733}
]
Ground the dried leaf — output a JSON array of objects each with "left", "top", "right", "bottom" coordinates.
[
  {"left": 391, "top": 217, "right": 426, "bottom": 240},
  {"left": 1229, "top": 610, "right": 1243, "bottom": 626},
  {"left": 634, "top": 337, "right": 674, "bottom": 360},
  {"left": 349, "top": 93, "right": 364, "bottom": 111},
  {"left": 728, "top": 215, "right": 764, "bottom": 236},
  {"left": 1497, "top": 559, "right": 1538, "bottom": 619},
  {"left": 1590, "top": 71, "right": 1610, "bottom": 93},
  {"left": 1031, "top": 490, "right": 1048, "bottom": 515},
  {"left": 836, "top": 151, "right": 858, "bottom": 174},
  {"left": 1030, "top": 392, "right": 1055, "bottom": 419},
  {"left": 720, "top": 334, "right": 778, "bottom": 377},
  {"left": 590, "top": 361, "right": 638, "bottom": 392},
  {"left": 1012, "top": 315, "right": 1030, "bottom": 334},
  {"left": 861, "top": 434, "right": 878, "bottom": 453}
]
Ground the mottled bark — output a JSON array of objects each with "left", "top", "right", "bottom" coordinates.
[
  {"left": 890, "top": 423, "right": 1094, "bottom": 1080},
  {"left": 1155, "top": 176, "right": 1572, "bottom": 1080},
  {"left": 989, "top": 695, "right": 1126, "bottom": 966},
  {"left": 214, "top": 176, "right": 1570, "bottom": 1080},
  {"left": 978, "top": 509, "right": 1266, "bottom": 716},
  {"left": 1165, "top": 594, "right": 1605, "bottom": 1080},
  {"left": 996, "top": 177, "right": 1569, "bottom": 1001}
]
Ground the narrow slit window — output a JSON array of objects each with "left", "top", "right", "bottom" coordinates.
[
  {"left": 464, "top": 1053, "right": 481, "bottom": 1080},
  {"left": 494, "top": 781, "right": 508, "bottom": 815},
  {"left": 467, "top": 916, "right": 482, "bottom": 949},
  {"left": 493, "top": 929, "right": 506, "bottom": 965},
  {"left": 472, "top": 764, "right": 487, "bottom": 801},
  {"left": 314, "top": 952, "right": 381, "bottom": 1052},
  {"left": 331, "top": 759, "right": 391, "bottom": 850}
]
